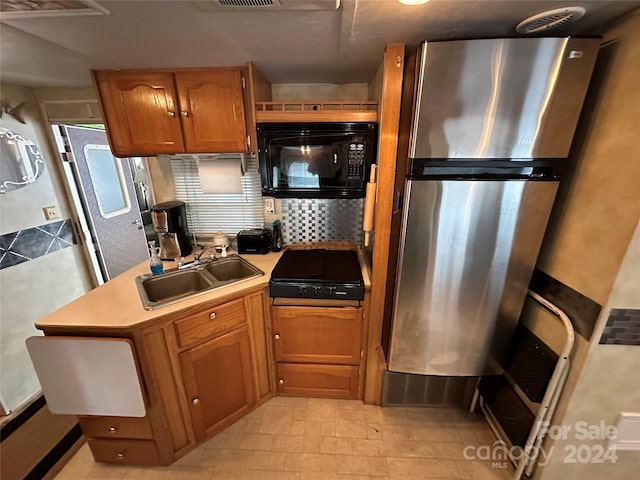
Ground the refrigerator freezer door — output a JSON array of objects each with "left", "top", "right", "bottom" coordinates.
[
  {"left": 388, "top": 179, "right": 558, "bottom": 376},
  {"left": 409, "top": 37, "right": 599, "bottom": 159}
]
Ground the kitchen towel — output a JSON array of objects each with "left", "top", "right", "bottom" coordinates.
[{"left": 197, "top": 155, "right": 243, "bottom": 194}]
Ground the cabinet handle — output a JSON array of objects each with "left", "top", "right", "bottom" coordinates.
[
  {"left": 116, "top": 453, "right": 124, "bottom": 459},
  {"left": 108, "top": 426, "right": 117, "bottom": 433},
  {"left": 209, "top": 312, "right": 216, "bottom": 319},
  {"left": 192, "top": 397, "right": 200, "bottom": 405},
  {"left": 274, "top": 334, "right": 280, "bottom": 340},
  {"left": 181, "top": 111, "right": 189, "bottom": 117},
  {"left": 278, "top": 379, "right": 284, "bottom": 385},
  {"left": 167, "top": 111, "right": 176, "bottom": 117}
]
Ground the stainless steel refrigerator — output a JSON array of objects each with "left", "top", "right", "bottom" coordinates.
[{"left": 388, "top": 37, "right": 600, "bottom": 377}]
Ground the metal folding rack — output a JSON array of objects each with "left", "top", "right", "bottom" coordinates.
[{"left": 472, "top": 290, "right": 575, "bottom": 479}]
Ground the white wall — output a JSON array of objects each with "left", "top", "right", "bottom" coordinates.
[
  {"left": 0, "top": 83, "right": 92, "bottom": 412},
  {"left": 538, "top": 221, "right": 640, "bottom": 480},
  {"left": 533, "top": 12, "right": 640, "bottom": 479}
]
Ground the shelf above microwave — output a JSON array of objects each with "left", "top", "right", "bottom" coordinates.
[{"left": 255, "top": 101, "right": 378, "bottom": 123}]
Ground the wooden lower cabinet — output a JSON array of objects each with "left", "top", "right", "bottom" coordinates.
[
  {"left": 272, "top": 306, "right": 363, "bottom": 365},
  {"left": 277, "top": 363, "right": 359, "bottom": 398},
  {"left": 64, "top": 289, "right": 273, "bottom": 466},
  {"left": 80, "top": 416, "right": 161, "bottom": 465},
  {"left": 88, "top": 438, "right": 161, "bottom": 465},
  {"left": 272, "top": 306, "right": 363, "bottom": 399},
  {"left": 78, "top": 415, "right": 154, "bottom": 440},
  {"left": 179, "top": 325, "right": 256, "bottom": 441}
]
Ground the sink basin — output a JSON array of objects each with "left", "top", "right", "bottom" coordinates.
[
  {"left": 204, "top": 257, "right": 261, "bottom": 282},
  {"left": 141, "top": 270, "right": 214, "bottom": 303},
  {"left": 136, "top": 255, "right": 264, "bottom": 310}
]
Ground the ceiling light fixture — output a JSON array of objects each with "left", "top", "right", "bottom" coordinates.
[
  {"left": 398, "top": 0, "right": 430, "bottom": 5},
  {"left": 0, "top": 0, "right": 109, "bottom": 19}
]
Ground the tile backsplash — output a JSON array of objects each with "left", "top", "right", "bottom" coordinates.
[
  {"left": 529, "top": 269, "right": 602, "bottom": 341},
  {"left": 280, "top": 198, "right": 364, "bottom": 245},
  {"left": 599, "top": 309, "right": 640, "bottom": 346},
  {"left": 0, "top": 219, "right": 77, "bottom": 270}
]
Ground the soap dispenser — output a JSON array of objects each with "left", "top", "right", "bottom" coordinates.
[{"left": 148, "top": 240, "right": 164, "bottom": 275}]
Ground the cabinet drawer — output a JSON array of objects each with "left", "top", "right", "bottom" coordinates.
[
  {"left": 88, "top": 438, "right": 160, "bottom": 465},
  {"left": 272, "top": 306, "right": 363, "bottom": 365},
  {"left": 276, "top": 363, "right": 359, "bottom": 399},
  {"left": 175, "top": 298, "right": 246, "bottom": 347},
  {"left": 78, "top": 415, "right": 153, "bottom": 439}
]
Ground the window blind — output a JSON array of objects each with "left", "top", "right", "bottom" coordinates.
[{"left": 169, "top": 154, "right": 264, "bottom": 235}]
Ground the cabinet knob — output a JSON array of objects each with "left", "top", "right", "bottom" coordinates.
[
  {"left": 116, "top": 453, "right": 124, "bottom": 459},
  {"left": 192, "top": 397, "right": 200, "bottom": 405},
  {"left": 108, "top": 426, "right": 117, "bottom": 433},
  {"left": 274, "top": 334, "right": 280, "bottom": 340},
  {"left": 181, "top": 111, "right": 189, "bottom": 117},
  {"left": 167, "top": 111, "right": 176, "bottom": 117},
  {"left": 278, "top": 379, "right": 284, "bottom": 385},
  {"left": 209, "top": 312, "right": 216, "bottom": 319}
]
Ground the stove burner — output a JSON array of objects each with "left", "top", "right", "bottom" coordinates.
[{"left": 269, "top": 249, "right": 364, "bottom": 300}]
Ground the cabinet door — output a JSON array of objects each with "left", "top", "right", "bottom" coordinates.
[
  {"left": 175, "top": 69, "right": 248, "bottom": 152},
  {"left": 272, "top": 306, "right": 363, "bottom": 365},
  {"left": 277, "top": 363, "right": 359, "bottom": 399},
  {"left": 94, "top": 71, "right": 184, "bottom": 156},
  {"left": 179, "top": 326, "right": 255, "bottom": 441}
]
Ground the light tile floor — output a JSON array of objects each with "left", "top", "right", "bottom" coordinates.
[{"left": 54, "top": 397, "right": 515, "bottom": 480}]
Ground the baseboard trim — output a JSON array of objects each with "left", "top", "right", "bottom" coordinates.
[
  {"left": 24, "top": 423, "right": 83, "bottom": 480},
  {"left": 0, "top": 395, "right": 46, "bottom": 442}
]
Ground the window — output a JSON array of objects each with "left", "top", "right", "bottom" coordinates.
[
  {"left": 84, "top": 145, "right": 131, "bottom": 218},
  {"left": 169, "top": 154, "right": 264, "bottom": 235}
]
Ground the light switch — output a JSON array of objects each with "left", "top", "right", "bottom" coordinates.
[{"left": 43, "top": 205, "right": 59, "bottom": 220}]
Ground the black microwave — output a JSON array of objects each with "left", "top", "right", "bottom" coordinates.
[{"left": 257, "top": 122, "right": 377, "bottom": 198}]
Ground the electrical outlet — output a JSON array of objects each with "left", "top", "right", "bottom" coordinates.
[
  {"left": 43, "top": 205, "right": 59, "bottom": 220},
  {"left": 263, "top": 197, "right": 275, "bottom": 215}
]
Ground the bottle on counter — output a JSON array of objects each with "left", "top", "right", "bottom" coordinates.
[
  {"left": 148, "top": 240, "right": 164, "bottom": 275},
  {"left": 271, "top": 220, "right": 282, "bottom": 252}
]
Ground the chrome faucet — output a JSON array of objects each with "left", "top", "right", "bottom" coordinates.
[
  {"left": 177, "top": 246, "right": 216, "bottom": 270},
  {"left": 194, "top": 246, "right": 217, "bottom": 262}
]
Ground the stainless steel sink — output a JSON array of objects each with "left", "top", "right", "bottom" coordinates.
[
  {"left": 203, "top": 258, "right": 260, "bottom": 282},
  {"left": 136, "top": 255, "right": 263, "bottom": 310}
]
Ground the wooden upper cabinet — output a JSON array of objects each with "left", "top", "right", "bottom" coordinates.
[
  {"left": 93, "top": 68, "right": 249, "bottom": 157},
  {"left": 175, "top": 69, "right": 248, "bottom": 153},
  {"left": 94, "top": 71, "right": 184, "bottom": 157}
]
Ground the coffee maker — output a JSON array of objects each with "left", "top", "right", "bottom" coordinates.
[{"left": 150, "top": 201, "right": 192, "bottom": 260}]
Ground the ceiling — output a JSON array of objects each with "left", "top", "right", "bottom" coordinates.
[{"left": 1, "top": 0, "right": 639, "bottom": 88}]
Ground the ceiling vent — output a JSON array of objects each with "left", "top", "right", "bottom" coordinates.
[
  {"left": 516, "top": 7, "right": 586, "bottom": 34},
  {"left": 218, "top": 0, "right": 278, "bottom": 7},
  {"left": 201, "top": 0, "right": 340, "bottom": 10}
]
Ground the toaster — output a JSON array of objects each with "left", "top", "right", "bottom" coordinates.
[{"left": 237, "top": 229, "right": 272, "bottom": 254}]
